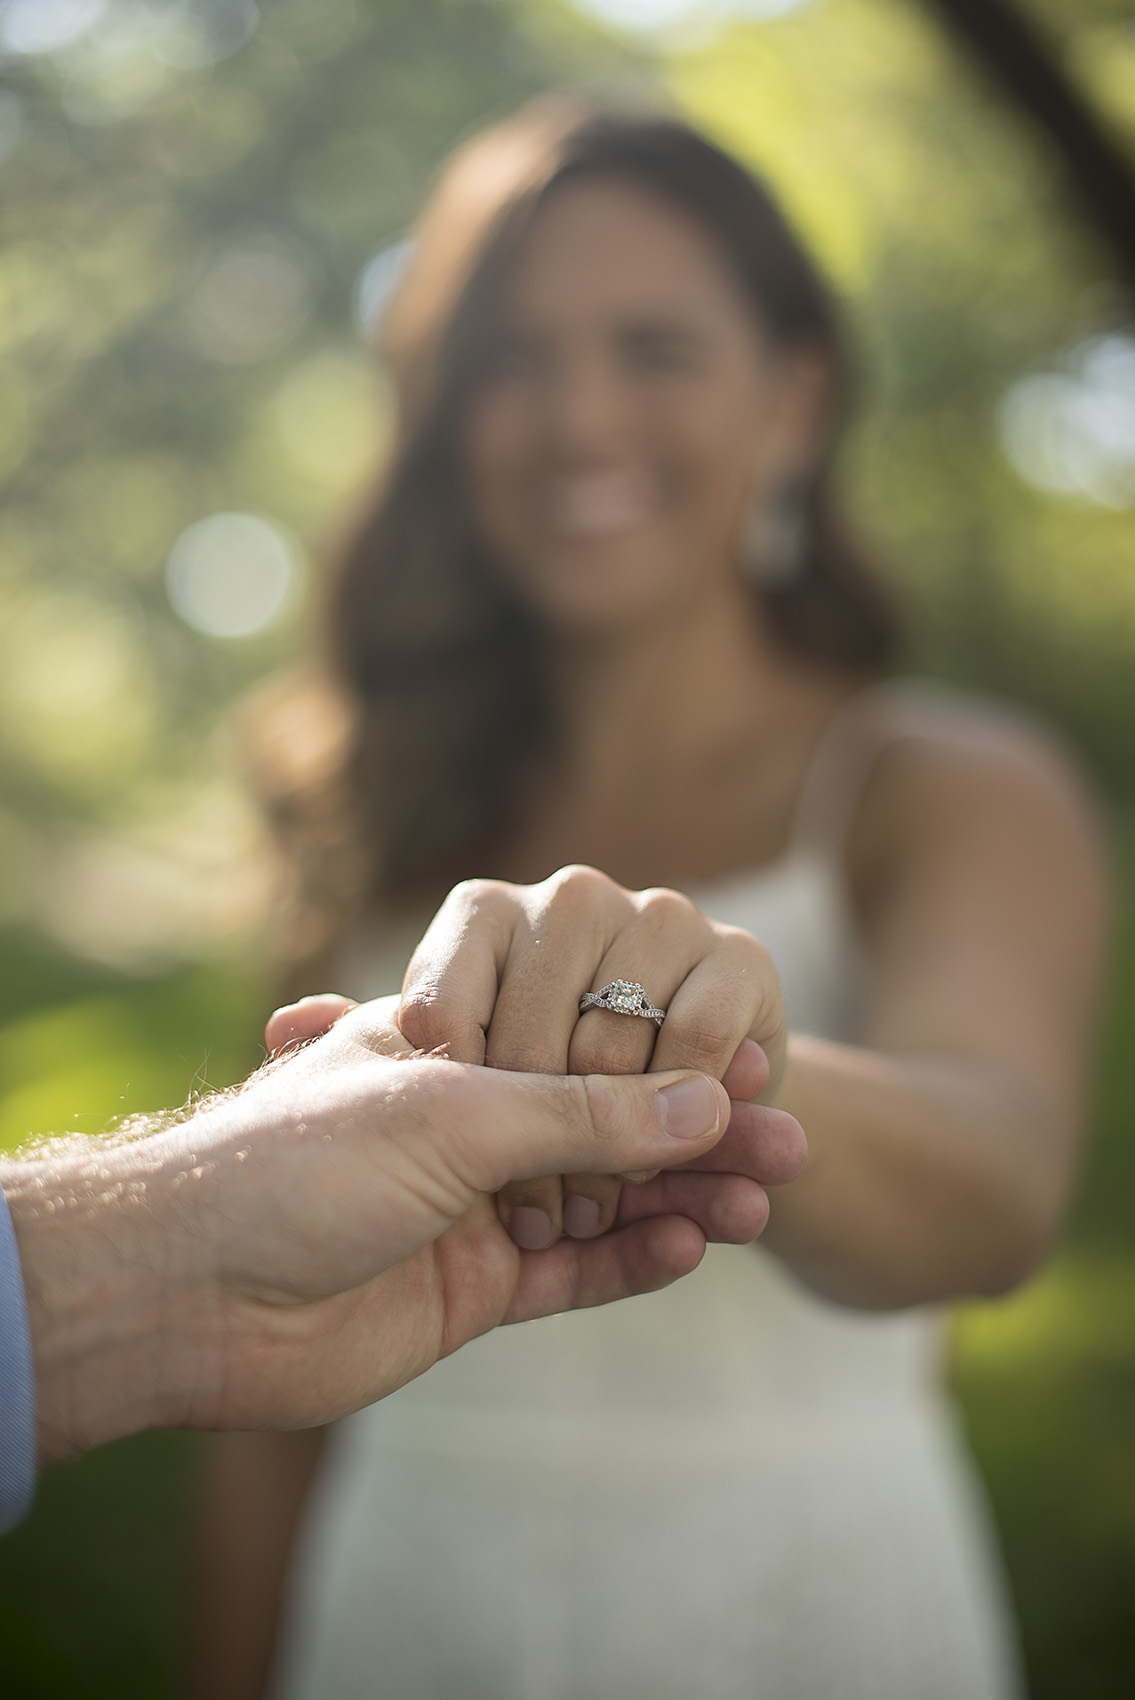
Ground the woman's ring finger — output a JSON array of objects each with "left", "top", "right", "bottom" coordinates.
[{"left": 578, "top": 979, "right": 668, "bottom": 1027}]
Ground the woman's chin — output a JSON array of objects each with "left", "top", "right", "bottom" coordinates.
[{"left": 517, "top": 563, "right": 694, "bottom": 640}]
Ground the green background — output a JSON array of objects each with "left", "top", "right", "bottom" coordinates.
[{"left": 1, "top": 0, "right": 1132, "bottom": 1694}]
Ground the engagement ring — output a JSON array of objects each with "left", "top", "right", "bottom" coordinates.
[{"left": 579, "top": 980, "right": 667, "bottom": 1026}]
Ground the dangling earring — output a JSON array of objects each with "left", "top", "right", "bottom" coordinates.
[{"left": 740, "top": 479, "right": 809, "bottom": 588}]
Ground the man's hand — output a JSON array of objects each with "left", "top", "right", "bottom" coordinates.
[
  {"left": 396, "top": 868, "right": 791, "bottom": 1247},
  {"left": 3, "top": 997, "right": 803, "bottom": 1466}
]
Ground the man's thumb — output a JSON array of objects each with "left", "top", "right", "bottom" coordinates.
[{"left": 452, "top": 1066, "right": 730, "bottom": 1192}]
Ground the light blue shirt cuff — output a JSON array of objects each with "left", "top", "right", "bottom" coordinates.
[{"left": 0, "top": 1181, "right": 36, "bottom": 1533}]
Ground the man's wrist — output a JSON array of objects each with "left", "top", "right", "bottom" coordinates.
[{"left": 2, "top": 1135, "right": 203, "bottom": 1463}]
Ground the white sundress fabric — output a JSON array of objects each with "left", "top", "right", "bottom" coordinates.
[{"left": 273, "top": 680, "right": 1026, "bottom": 1700}]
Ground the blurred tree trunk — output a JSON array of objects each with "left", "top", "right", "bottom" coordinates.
[{"left": 922, "top": 0, "right": 1135, "bottom": 290}]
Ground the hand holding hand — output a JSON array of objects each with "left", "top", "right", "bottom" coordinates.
[
  {"left": 5, "top": 995, "right": 775, "bottom": 1463},
  {"left": 395, "top": 865, "right": 795, "bottom": 1248}
]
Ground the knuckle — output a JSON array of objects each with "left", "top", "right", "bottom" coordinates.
[
  {"left": 398, "top": 988, "right": 466, "bottom": 1056},
  {"left": 718, "top": 930, "right": 783, "bottom": 1021},
  {"left": 638, "top": 886, "right": 704, "bottom": 943},
  {"left": 449, "top": 876, "right": 506, "bottom": 911},
  {"left": 640, "top": 884, "right": 695, "bottom": 921},
  {"left": 545, "top": 863, "right": 617, "bottom": 909},
  {"left": 577, "top": 1072, "right": 625, "bottom": 1149},
  {"left": 722, "top": 925, "right": 775, "bottom": 976}
]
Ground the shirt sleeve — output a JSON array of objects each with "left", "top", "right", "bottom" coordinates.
[{"left": 0, "top": 1181, "right": 36, "bottom": 1533}]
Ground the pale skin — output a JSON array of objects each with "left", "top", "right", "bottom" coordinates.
[{"left": 195, "top": 178, "right": 1108, "bottom": 1696}]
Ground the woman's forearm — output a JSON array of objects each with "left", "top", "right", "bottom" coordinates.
[{"left": 765, "top": 1035, "right": 1080, "bottom": 1310}]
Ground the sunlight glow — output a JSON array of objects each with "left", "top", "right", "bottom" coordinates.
[
  {"left": 165, "top": 511, "right": 299, "bottom": 638},
  {"left": 569, "top": 0, "right": 811, "bottom": 37},
  {"left": 0, "top": 0, "right": 106, "bottom": 56},
  {"left": 999, "top": 335, "right": 1135, "bottom": 509}
]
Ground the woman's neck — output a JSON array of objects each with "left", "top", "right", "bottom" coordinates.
[{"left": 547, "top": 584, "right": 819, "bottom": 796}]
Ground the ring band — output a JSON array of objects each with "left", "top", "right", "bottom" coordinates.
[{"left": 579, "top": 980, "right": 667, "bottom": 1027}]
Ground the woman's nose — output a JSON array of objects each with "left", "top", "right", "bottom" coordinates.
[{"left": 543, "top": 352, "right": 633, "bottom": 453}]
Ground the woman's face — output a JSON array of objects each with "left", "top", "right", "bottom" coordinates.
[{"left": 462, "top": 177, "right": 826, "bottom": 635}]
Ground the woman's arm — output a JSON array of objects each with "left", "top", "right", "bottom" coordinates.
[
  {"left": 765, "top": 716, "right": 1109, "bottom": 1308},
  {"left": 190, "top": 1429, "right": 328, "bottom": 1700},
  {"left": 388, "top": 713, "right": 1105, "bottom": 1307}
]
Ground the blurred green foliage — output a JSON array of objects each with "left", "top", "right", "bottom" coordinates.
[
  {"left": 953, "top": 818, "right": 1135, "bottom": 1700},
  {"left": 0, "top": 0, "right": 1132, "bottom": 1695},
  {"left": 672, "top": 0, "right": 1135, "bottom": 788},
  {"left": 0, "top": 945, "right": 262, "bottom": 1699},
  {"left": 0, "top": 0, "right": 640, "bottom": 966}
]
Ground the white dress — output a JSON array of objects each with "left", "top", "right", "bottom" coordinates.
[{"left": 274, "top": 685, "right": 1025, "bottom": 1700}]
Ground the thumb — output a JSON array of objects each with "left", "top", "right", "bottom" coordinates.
[{"left": 433, "top": 1064, "right": 731, "bottom": 1195}]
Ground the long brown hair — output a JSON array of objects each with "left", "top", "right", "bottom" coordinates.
[{"left": 251, "top": 101, "right": 899, "bottom": 982}]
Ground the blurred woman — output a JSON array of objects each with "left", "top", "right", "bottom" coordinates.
[{"left": 194, "top": 104, "right": 1106, "bottom": 1700}]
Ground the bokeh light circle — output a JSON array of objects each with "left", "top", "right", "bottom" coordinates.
[
  {"left": 165, "top": 511, "right": 299, "bottom": 638},
  {"left": 568, "top": 0, "right": 808, "bottom": 34},
  {"left": 0, "top": 0, "right": 105, "bottom": 57},
  {"left": 998, "top": 334, "right": 1135, "bottom": 509}
]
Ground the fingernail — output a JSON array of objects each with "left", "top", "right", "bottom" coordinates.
[
  {"left": 562, "top": 1195, "right": 601, "bottom": 1239},
  {"left": 509, "top": 1207, "right": 556, "bottom": 1250},
  {"left": 654, "top": 1076, "right": 719, "bottom": 1140}
]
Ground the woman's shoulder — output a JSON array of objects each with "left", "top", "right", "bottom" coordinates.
[
  {"left": 872, "top": 676, "right": 1092, "bottom": 793},
  {"left": 848, "top": 676, "right": 1104, "bottom": 879}
]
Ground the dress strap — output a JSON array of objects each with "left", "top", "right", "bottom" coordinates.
[{"left": 786, "top": 677, "right": 944, "bottom": 859}]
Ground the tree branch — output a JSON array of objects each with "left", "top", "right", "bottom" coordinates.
[{"left": 921, "top": 0, "right": 1135, "bottom": 289}]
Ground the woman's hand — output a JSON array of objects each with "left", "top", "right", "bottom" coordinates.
[{"left": 396, "top": 865, "right": 793, "bottom": 1250}]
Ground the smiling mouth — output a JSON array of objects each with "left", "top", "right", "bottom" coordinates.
[{"left": 543, "top": 473, "right": 660, "bottom": 540}]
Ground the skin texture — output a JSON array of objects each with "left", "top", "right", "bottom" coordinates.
[
  {"left": 3, "top": 995, "right": 804, "bottom": 1466},
  {"left": 193, "top": 178, "right": 1108, "bottom": 1697}
]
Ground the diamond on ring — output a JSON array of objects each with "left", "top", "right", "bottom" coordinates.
[{"left": 579, "top": 980, "right": 667, "bottom": 1027}]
